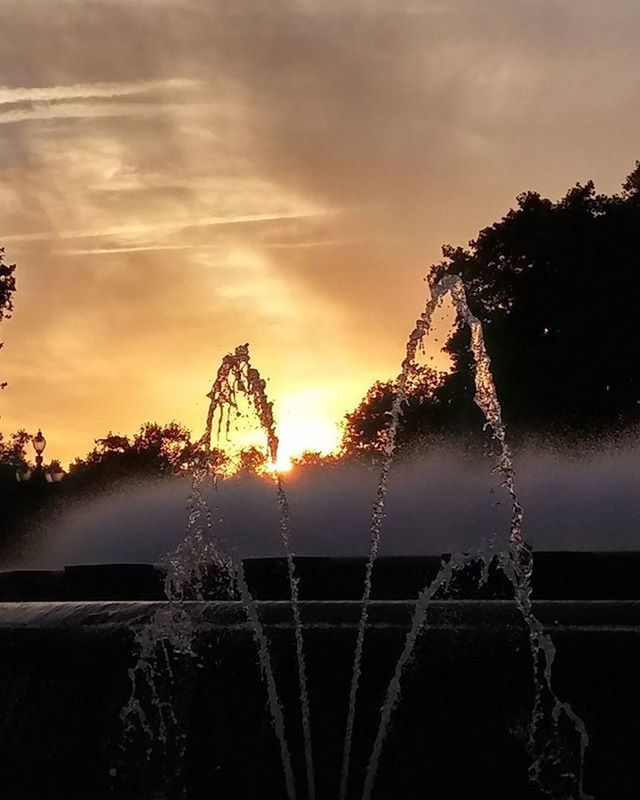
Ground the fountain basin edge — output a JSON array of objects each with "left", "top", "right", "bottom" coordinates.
[{"left": 0, "top": 594, "right": 638, "bottom": 799}]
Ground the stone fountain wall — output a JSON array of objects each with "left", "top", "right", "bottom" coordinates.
[{"left": 0, "top": 556, "right": 639, "bottom": 799}]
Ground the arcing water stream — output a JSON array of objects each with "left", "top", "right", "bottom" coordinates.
[
  {"left": 122, "top": 345, "right": 313, "bottom": 800},
  {"left": 352, "top": 275, "right": 591, "bottom": 800},
  {"left": 122, "top": 275, "right": 591, "bottom": 800},
  {"left": 195, "top": 344, "right": 315, "bottom": 800}
]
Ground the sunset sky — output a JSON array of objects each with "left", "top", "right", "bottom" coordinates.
[{"left": 1, "top": 0, "right": 639, "bottom": 466}]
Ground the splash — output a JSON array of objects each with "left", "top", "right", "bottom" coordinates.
[
  {"left": 119, "top": 344, "right": 313, "bottom": 800},
  {"left": 117, "top": 283, "right": 591, "bottom": 800},
  {"left": 339, "top": 274, "right": 467, "bottom": 798},
  {"left": 198, "top": 344, "right": 315, "bottom": 800},
  {"left": 348, "top": 274, "right": 591, "bottom": 800}
]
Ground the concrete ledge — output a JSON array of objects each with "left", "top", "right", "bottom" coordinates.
[
  {"left": 2, "top": 551, "right": 640, "bottom": 601},
  {"left": 1, "top": 598, "right": 640, "bottom": 630},
  {"left": 0, "top": 597, "right": 638, "bottom": 799}
]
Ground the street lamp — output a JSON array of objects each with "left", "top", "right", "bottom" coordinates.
[
  {"left": 15, "top": 429, "right": 65, "bottom": 483},
  {"left": 32, "top": 429, "right": 46, "bottom": 470}
]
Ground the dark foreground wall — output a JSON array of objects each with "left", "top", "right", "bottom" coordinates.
[
  {"left": 3, "top": 552, "right": 640, "bottom": 601},
  {"left": 0, "top": 599, "right": 639, "bottom": 800}
]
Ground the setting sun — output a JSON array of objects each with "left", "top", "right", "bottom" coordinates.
[{"left": 270, "top": 455, "right": 294, "bottom": 474}]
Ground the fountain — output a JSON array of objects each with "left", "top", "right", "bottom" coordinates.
[{"left": 0, "top": 273, "right": 639, "bottom": 799}]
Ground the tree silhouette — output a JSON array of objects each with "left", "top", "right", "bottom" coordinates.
[
  {"left": 290, "top": 450, "right": 338, "bottom": 469},
  {"left": 0, "top": 247, "right": 16, "bottom": 390},
  {"left": 0, "top": 429, "right": 55, "bottom": 560},
  {"left": 344, "top": 161, "right": 640, "bottom": 455},
  {"left": 341, "top": 366, "right": 454, "bottom": 459},
  {"left": 622, "top": 160, "right": 640, "bottom": 198},
  {"left": 431, "top": 162, "right": 640, "bottom": 439},
  {"left": 67, "top": 421, "right": 221, "bottom": 491},
  {"left": 235, "top": 445, "right": 268, "bottom": 475},
  {"left": 0, "top": 429, "right": 31, "bottom": 468},
  {"left": 0, "top": 422, "right": 229, "bottom": 560}
]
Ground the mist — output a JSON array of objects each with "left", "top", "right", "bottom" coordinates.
[{"left": 18, "top": 443, "right": 640, "bottom": 569}]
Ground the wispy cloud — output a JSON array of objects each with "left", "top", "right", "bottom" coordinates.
[
  {"left": 0, "top": 100, "right": 213, "bottom": 126},
  {"left": 0, "top": 77, "right": 199, "bottom": 105},
  {"left": 2, "top": 211, "right": 332, "bottom": 244},
  {"left": 62, "top": 244, "right": 226, "bottom": 256},
  {"left": 60, "top": 237, "right": 375, "bottom": 256}
]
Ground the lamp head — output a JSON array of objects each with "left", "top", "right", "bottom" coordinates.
[{"left": 32, "top": 430, "right": 47, "bottom": 455}]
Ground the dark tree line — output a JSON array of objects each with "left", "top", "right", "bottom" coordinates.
[
  {"left": 0, "top": 247, "right": 16, "bottom": 390},
  {"left": 0, "top": 420, "right": 289, "bottom": 558},
  {"left": 341, "top": 367, "right": 453, "bottom": 459},
  {"left": 342, "top": 162, "right": 640, "bottom": 456},
  {"left": 0, "top": 423, "right": 203, "bottom": 560},
  {"left": 67, "top": 422, "right": 200, "bottom": 490}
]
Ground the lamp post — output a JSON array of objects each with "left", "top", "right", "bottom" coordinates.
[
  {"left": 15, "top": 429, "right": 65, "bottom": 483},
  {"left": 32, "top": 429, "right": 46, "bottom": 472}
]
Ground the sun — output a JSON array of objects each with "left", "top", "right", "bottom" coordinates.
[
  {"left": 211, "top": 393, "right": 341, "bottom": 475},
  {"left": 274, "top": 415, "right": 340, "bottom": 468},
  {"left": 270, "top": 454, "right": 294, "bottom": 473}
]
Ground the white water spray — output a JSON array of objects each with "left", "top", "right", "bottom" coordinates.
[
  {"left": 339, "top": 275, "right": 462, "bottom": 799},
  {"left": 196, "top": 343, "right": 315, "bottom": 800},
  {"left": 120, "top": 344, "right": 315, "bottom": 800},
  {"left": 118, "top": 278, "right": 592, "bottom": 800},
  {"left": 340, "top": 274, "right": 591, "bottom": 800}
]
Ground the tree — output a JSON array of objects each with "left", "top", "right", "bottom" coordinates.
[
  {"left": 622, "top": 160, "right": 640, "bottom": 199},
  {"left": 0, "top": 422, "right": 228, "bottom": 561},
  {"left": 343, "top": 162, "right": 640, "bottom": 453},
  {"left": 235, "top": 445, "right": 268, "bottom": 475},
  {"left": 0, "top": 247, "right": 16, "bottom": 390},
  {"left": 429, "top": 163, "right": 640, "bottom": 439},
  {"left": 0, "top": 429, "right": 53, "bottom": 560},
  {"left": 290, "top": 450, "right": 338, "bottom": 469},
  {"left": 0, "top": 429, "right": 31, "bottom": 468},
  {"left": 341, "top": 366, "right": 454, "bottom": 459},
  {"left": 67, "top": 421, "right": 219, "bottom": 491}
]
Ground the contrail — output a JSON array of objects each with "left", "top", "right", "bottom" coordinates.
[
  {"left": 2, "top": 210, "right": 331, "bottom": 244},
  {"left": 0, "top": 78, "right": 199, "bottom": 105}
]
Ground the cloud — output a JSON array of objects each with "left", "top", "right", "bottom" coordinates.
[
  {"left": 60, "top": 237, "right": 370, "bottom": 256},
  {"left": 0, "top": 78, "right": 199, "bottom": 106},
  {"left": 1, "top": 0, "right": 639, "bottom": 464},
  {"left": 2, "top": 210, "right": 332, "bottom": 243},
  {"left": 0, "top": 101, "right": 211, "bottom": 126}
]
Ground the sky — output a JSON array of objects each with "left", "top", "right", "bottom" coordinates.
[{"left": 1, "top": 0, "right": 639, "bottom": 466}]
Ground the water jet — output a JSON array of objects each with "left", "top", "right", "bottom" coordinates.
[{"left": 2, "top": 274, "right": 637, "bottom": 799}]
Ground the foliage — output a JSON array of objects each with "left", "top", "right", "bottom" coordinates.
[
  {"left": 343, "top": 161, "right": 640, "bottom": 456},
  {"left": 235, "top": 445, "right": 268, "bottom": 475},
  {"left": 0, "top": 429, "right": 54, "bottom": 561},
  {"left": 340, "top": 366, "right": 456, "bottom": 459},
  {"left": 67, "top": 421, "right": 211, "bottom": 491},
  {"left": 622, "top": 160, "right": 640, "bottom": 198},
  {"left": 0, "top": 422, "right": 229, "bottom": 560},
  {"left": 0, "top": 429, "right": 31, "bottom": 467},
  {"left": 290, "top": 450, "right": 339, "bottom": 469},
  {"left": 430, "top": 162, "right": 640, "bottom": 438},
  {"left": 0, "top": 247, "right": 16, "bottom": 390}
]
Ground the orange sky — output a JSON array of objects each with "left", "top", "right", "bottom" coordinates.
[{"left": 1, "top": 1, "right": 639, "bottom": 466}]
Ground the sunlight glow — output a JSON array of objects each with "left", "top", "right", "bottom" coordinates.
[
  {"left": 270, "top": 455, "right": 294, "bottom": 473},
  {"left": 276, "top": 418, "right": 340, "bottom": 462}
]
